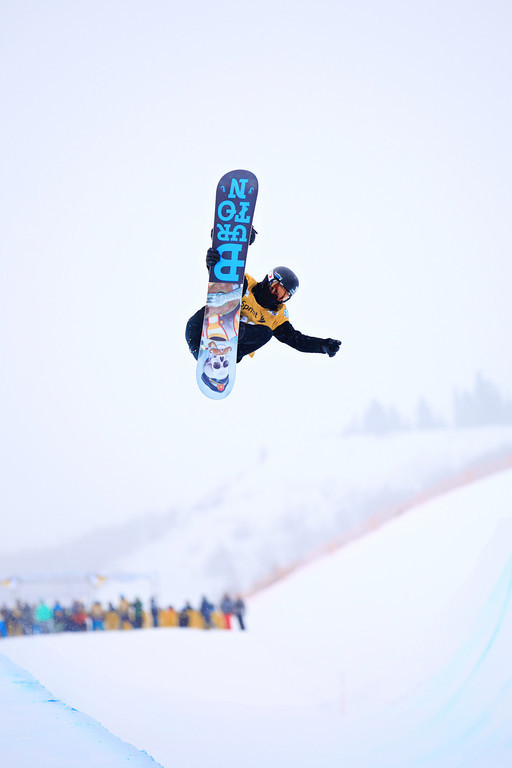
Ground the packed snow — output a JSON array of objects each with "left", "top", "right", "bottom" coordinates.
[{"left": 2, "top": 468, "right": 511, "bottom": 767}]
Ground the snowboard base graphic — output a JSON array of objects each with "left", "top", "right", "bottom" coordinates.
[{"left": 196, "top": 170, "right": 258, "bottom": 399}]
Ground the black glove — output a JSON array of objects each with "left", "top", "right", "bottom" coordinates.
[
  {"left": 206, "top": 248, "right": 220, "bottom": 269},
  {"left": 320, "top": 338, "right": 341, "bottom": 357}
]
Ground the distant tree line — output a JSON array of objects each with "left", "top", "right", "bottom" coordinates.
[
  {"left": 345, "top": 373, "right": 512, "bottom": 436},
  {"left": 453, "top": 373, "right": 512, "bottom": 428}
]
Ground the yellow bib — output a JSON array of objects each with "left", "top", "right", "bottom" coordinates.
[{"left": 240, "top": 274, "right": 290, "bottom": 331}]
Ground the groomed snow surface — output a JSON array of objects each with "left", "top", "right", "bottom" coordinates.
[{"left": 2, "top": 469, "right": 512, "bottom": 767}]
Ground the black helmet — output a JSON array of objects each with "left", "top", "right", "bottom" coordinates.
[{"left": 268, "top": 266, "right": 299, "bottom": 299}]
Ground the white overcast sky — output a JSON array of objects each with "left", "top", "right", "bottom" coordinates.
[{"left": 1, "top": 1, "right": 511, "bottom": 549}]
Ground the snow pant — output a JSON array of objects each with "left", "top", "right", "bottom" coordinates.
[
  {"left": 185, "top": 307, "right": 272, "bottom": 363},
  {"left": 235, "top": 614, "right": 246, "bottom": 631}
]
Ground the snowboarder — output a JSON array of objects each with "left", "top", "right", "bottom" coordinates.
[
  {"left": 233, "top": 595, "right": 247, "bottom": 631},
  {"left": 186, "top": 236, "right": 341, "bottom": 363}
]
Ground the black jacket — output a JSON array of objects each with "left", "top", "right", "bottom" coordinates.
[{"left": 245, "top": 276, "right": 326, "bottom": 354}]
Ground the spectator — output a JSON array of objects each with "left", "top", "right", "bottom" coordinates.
[
  {"left": 9, "top": 603, "right": 22, "bottom": 636},
  {"left": 2, "top": 606, "right": 14, "bottom": 637},
  {"left": 200, "top": 596, "right": 214, "bottom": 629},
  {"left": 220, "top": 594, "right": 234, "bottom": 630},
  {"left": 21, "top": 602, "right": 34, "bottom": 635},
  {"left": 53, "top": 604, "right": 68, "bottom": 633},
  {"left": 132, "top": 597, "right": 143, "bottom": 629},
  {"left": 0, "top": 607, "right": 7, "bottom": 638},
  {"left": 34, "top": 599, "right": 53, "bottom": 634},
  {"left": 71, "top": 602, "right": 87, "bottom": 631},
  {"left": 90, "top": 601, "right": 105, "bottom": 631},
  {"left": 150, "top": 597, "right": 159, "bottom": 628},
  {"left": 159, "top": 605, "right": 178, "bottom": 628},
  {"left": 105, "top": 602, "right": 120, "bottom": 631},
  {"left": 118, "top": 595, "right": 133, "bottom": 629},
  {"left": 233, "top": 595, "right": 246, "bottom": 630},
  {"left": 179, "top": 601, "right": 192, "bottom": 628}
]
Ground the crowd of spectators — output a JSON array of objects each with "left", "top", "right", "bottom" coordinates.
[{"left": 0, "top": 593, "right": 247, "bottom": 638}]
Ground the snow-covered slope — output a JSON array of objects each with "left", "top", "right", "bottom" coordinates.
[
  {"left": 2, "top": 468, "right": 511, "bottom": 767},
  {"left": 2, "top": 426, "right": 511, "bottom": 609},
  {"left": 0, "top": 654, "right": 160, "bottom": 768},
  {"left": 108, "top": 426, "right": 512, "bottom": 604}
]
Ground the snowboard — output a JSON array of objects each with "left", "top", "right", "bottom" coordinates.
[{"left": 196, "top": 169, "right": 258, "bottom": 399}]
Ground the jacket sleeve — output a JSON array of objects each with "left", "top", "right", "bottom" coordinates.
[{"left": 273, "top": 320, "right": 325, "bottom": 353}]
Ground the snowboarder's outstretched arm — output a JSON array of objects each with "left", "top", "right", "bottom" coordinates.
[
  {"left": 204, "top": 246, "right": 341, "bottom": 357},
  {"left": 273, "top": 321, "right": 341, "bottom": 357}
]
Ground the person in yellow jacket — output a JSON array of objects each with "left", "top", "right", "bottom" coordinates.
[{"left": 186, "top": 234, "right": 341, "bottom": 364}]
